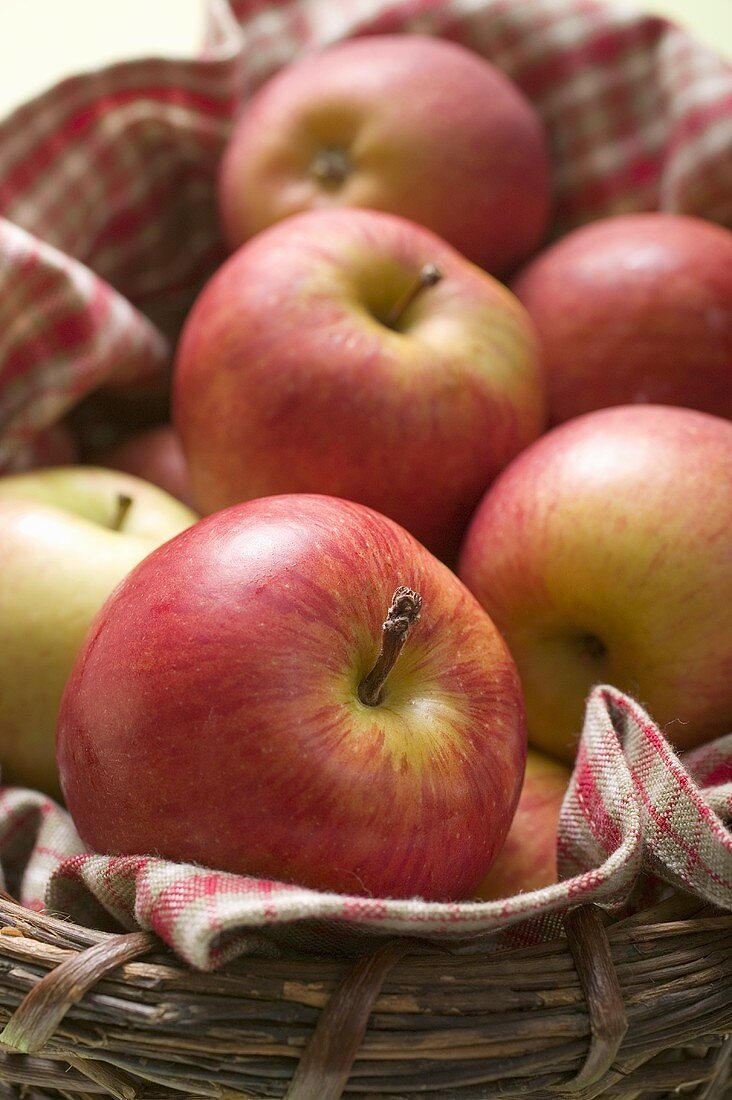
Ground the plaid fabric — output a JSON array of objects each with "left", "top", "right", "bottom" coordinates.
[
  {"left": 0, "top": 687, "right": 728, "bottom": 970},
  {"left": 0, "top": 0, "right": 731, "bottom": 971}
]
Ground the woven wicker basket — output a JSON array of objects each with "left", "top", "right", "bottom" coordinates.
[{"left": 0, "top": 889, "right": 730, "bottom": 1099}]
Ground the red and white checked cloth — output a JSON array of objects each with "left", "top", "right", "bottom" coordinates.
[
  {"left": 1, "top": 0, "right": 731, "bottom": 970},
  {"left": 0, "top": 687, "right": 730, "bottom": 970}
]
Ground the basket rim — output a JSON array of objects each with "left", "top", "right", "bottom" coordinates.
[{"left": 0, "top": 891, "right": 730, "bottom": 1099}]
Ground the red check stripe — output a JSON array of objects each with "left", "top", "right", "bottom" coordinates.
[{"left": 0, "top": 687, "right": 713, "bottom": 970}]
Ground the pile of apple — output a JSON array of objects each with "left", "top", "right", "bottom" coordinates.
[{"left": 2, "top": 35, "right": 731, "bottom": 905}]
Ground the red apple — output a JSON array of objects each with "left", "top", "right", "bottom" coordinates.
[
  {"left": 474, "top": 749, "right": 570, "bottom": 900},
  {"left": 218, "top": 34, "right": 551, "bottom": 275},
  {"left": 458, "top": 405, "right": 732, "bottom": 763},
  {"left": 511, "top": 213, "right": 732, "bottom": 425},
  {"left": 173, "top": 207, "right": 545, "bottom": 563},
  {"left": 91, "top": 425, "right": 196, "bottom": 510},
  {"left": 57, "top": 494, "right": 527, "bottom": 901}
]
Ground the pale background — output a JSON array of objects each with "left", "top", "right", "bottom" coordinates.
[{"left": 0, "top": 0, "right": 730, "bottom": 121}]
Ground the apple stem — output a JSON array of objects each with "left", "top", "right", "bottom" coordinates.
[
  {"left": 385, "top": 264, "right": 443, "bottom": 329},
  {"left": 358, "top": 586, "right": 423, "bottom": 707},
  {"left": 112, "top": 493, "right": 133, "bottom": 532}
]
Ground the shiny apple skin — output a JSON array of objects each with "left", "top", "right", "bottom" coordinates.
[
  {"left": 474, "top": 749, "right": 570, "bottom": 900},
  {"left": 218, "top": 34, "right": 551, "bottom": 275},
  {"left": 173, "top": 207, "right": 545, "bottom": 564},
  {"left": 57, "top": 495, "right": 527, "bottom": 900},
  {"left": 511, "top": 213, "right": 732, "bottom": 425},
  {"left": 458, "top": 405, "right": 732, "bottom": 763}
]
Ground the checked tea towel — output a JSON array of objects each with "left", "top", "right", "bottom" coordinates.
[{"left": 0, "top": 687, "right": 729, "bottom": 971}]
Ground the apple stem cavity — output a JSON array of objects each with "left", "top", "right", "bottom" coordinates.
[
  {"left": 358, "top": 586, "right": 423, "bottom": 707},
  {"left": 112, "top": 493, "right": 134, "bottom": 532},
  {"left": 580, "top": 632, "right": 607, "bottom": 663},
  {"left": 311, "top": 147, "right": 351, "bottom": 188},
  {"left": 385, "top": 264, "right": 443, "bottom": 330}
]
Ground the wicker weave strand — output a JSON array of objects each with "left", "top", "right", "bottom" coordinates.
[
  {"left": 559, "top": 906, "right": 628, "bottom": 1092},
  {"left": 1, "top": 932, "right": 159, "bottom": 1055},
  {"left": 698, "top": 1036, "right": 732, "bottom": 1100},
  {"left": 285, "top": 938, "right": 416, "bottom": 1100}
]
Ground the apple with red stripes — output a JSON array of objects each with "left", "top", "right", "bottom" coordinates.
[
  {"left": 512, "top": 213, "right": 732, "bottom": 425},
  {"left": 218, "top": 34, "right": 551, "bottom": 276},
  {"left": 173, "top": 206, "right": 545, "bottom": 564},
  {"left": 459, "top": 405, "right": 732, "bottom": 764},
  {"left": 56, "top": 494, "right": 527, "bottom": 900}
]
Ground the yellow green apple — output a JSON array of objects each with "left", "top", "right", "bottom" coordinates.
[{"left": 0, "top": 466, "right": 197, "bottom": 797}]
